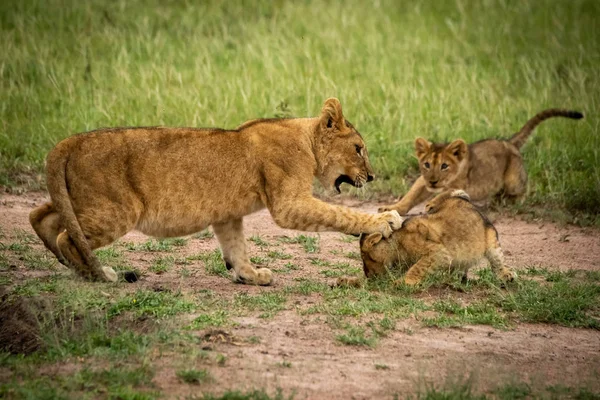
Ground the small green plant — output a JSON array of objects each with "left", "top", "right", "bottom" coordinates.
[
  {"left": 278, "top": 360, "right": 292, "bottom": 368},
  {"left": 336, "top": 325, "right": 376, "bottom": 347},
  {"left": 247, "top": 335, "right": 262, "bottom": 344},
  {"left": 375, "top": 364, "right": 390, "bottom": 370},
  {"left": 188, "top": 310, "right": 229, "bottom": 330},
  {"left": 278, "top": 235, "right": 319, "bottom": 253},
  {"left": 267, "top": 250, "right": 293, "bottom": 260},
  {"left": 339, "top": 235, "right": 358, "bottom": 243},
  {"left": 127, "top": 238, "right": 187, "bottom": 252},
  {"left": 193, "top": 229, "right": 214, "bottom": 240},
  {"left": 215, "top": 353, "right": 227, "bottom": 366},
  {"left": 249, "top": 235, "right": 269, "bottom": 247},
  {"left": 150, "top": 255, "right": 175, "bottom": 274},
  {"left": 198, "top": 249, "right": 228, "bottom": 278},
  {"left": 176, "top": 368, "right": 212, "bottom": 384},
  {"left": 250, "top": 256, "right": 270, "bottom": 265}
]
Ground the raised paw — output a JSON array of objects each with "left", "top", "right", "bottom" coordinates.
[{"left": 377, "top": 210, "right": 405, "bottom": 238}]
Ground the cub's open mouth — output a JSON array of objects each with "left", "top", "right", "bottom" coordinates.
[{"left": 334, "top": 175, "right": 356, "bottom": 193}]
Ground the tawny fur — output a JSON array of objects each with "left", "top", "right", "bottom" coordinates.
[
  {"left": 380, "top": 109, "right": 583, "bottom": 214},
  {"left": 29, "top": 98, "right": 404, "bottom": 284},
  {"left": 336, "top": 190, "right": 515, "bottom": 287}
]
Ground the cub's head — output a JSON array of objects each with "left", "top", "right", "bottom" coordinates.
[
  {"left": 414, "top": 138, "right": 468, "bottom": 193},
  {"left": 316, "top": 98, "right": 375, "bottom": 193},
  {"left": 359, "top": 232, "right": 394, "bottom": 277}
]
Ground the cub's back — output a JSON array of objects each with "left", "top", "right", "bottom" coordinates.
[{"left": 425, "top": 197, "right": 493, "bottom": 260}]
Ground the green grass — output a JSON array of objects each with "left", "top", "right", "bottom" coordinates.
[
  {"left": 149, "top": 255, "right": 174, "bottom": 274},
  {"left": 1, "top": 0, "right": 599, "bottom": 223},
  {"left": 198, "top": 249, "right": 229, "bottom": 278},
  {"left": 108, "top": 289, "right": 196, "bottom": 319},
  {"left": 176, "top": 368, "right": 212, "bottom": 385},
  {"left": 125, "top": 238, "right": 187, "bottom": 253},
  {"left": 278, "top": 235, "right": 320, "bottom": 253}
]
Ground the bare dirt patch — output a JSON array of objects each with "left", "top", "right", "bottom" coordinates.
[{"left": 1, "top": 192, "right": 599, "bottom": 398}]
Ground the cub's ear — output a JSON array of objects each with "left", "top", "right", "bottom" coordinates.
[
  {"left": 446, "top": 139, "right": 468, "bottom": 160},
  {"left": 414, "top": 138, "right": 431, "bottom": 159},
  {"left": 320, "top": 98, "right": 344, "bottom": 131},
  {"left": 360, "top": 232, "right": 383, "bottom": 251}
]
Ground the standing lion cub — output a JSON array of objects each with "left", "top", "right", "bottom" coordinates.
[
  {"left": 336, "top": 190, "right": 515, "bottom": 287},
  {"left": 30, "top": 98, "right": 403, "bottom": 284},
  {"left": 380, "top": 109, "right": 583, "bottom": 214}
]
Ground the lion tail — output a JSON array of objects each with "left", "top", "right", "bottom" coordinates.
[
  {"left": 508, "top": 109, "right": 583, "bottom": 149},
  {"left": 46, "top": 139, "right": 101, "bottom": 275}
]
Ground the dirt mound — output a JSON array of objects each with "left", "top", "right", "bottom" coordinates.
[{"left": 0, "top": 289, "right": 49, "bottom": 355}]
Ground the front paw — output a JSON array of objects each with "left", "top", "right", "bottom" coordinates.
[
  {"left": 377, "top": 210, "right": 405, "bottom": 238},
  {"left": 498, "top": 267, "right": 516, "bottom": 282}
]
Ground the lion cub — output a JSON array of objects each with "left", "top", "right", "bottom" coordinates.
[
  {"left": 29, "top": 98, "right": 403, "bottom": 285},
  {"left": 380, "top": 109, "right": 583, "bottom": 214},
  {"left": 337, "top": 190, "right": 515, "bottom": 287}
]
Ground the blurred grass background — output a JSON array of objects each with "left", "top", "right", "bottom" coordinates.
[{"left": 1, "top": 0, "right": 598, "bottom": 222}]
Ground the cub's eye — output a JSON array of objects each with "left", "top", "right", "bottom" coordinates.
[
  {"left": 441, "top": 163, "right": 449, "bottom": 170},
  {"left": 355, "top": 144, "right": 362, "bottom": 155},
  {"left": 424, "top": 162, "right": 430, "bottom": 169}
]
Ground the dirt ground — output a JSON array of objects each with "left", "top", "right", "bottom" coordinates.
[{"left": 1, "top": 192, "right": 600, "bottom": 399}]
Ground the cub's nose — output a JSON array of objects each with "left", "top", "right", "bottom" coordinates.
[
  {"left": 429, "top": 180, "right": 438, "bottom": 186},
  {"left": 367, "top": 174, "right": 375, "bottom": 182}
]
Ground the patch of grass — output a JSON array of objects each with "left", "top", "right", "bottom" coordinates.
[
  {"left": 272, "top": 262, "right": 301, "bottom": 274},
  {"left": 198, "top": 249, "right": 228, "bottom": 278},
  {"left": 284, "top": 279, "right": 328, "bottom": 296},
  {"left": 344, "top": 251, "right": 361, "bottom": 260},
  {"left": 495, "top": 278, "right": 600, "bottom": 328},
  {"left": 247, "top": 335, "right": 262, "bottom": 344},
  {"left": 249, "top": 235, "right": 270, "bottom": 247},
  {"left": 423, "top": 300, "right": 509, "bottom": 329},
  {"left": 339, "top": 235, "right": 359, "bottom": 243},
  {"left": 267, "top": 250, "right": 293, "bottom": 260},
  {"left": 250, "top": 256, "right": 270, "bottom": 265},
  {"left": 21, "top": 251, "right": 56, "bottom": 270},
  {"left": 235, "top": 292, "right": 287, "bottom": 318},
  {"left": 374, "top": 363, "right": 390, "bottom": 370},
  {"left": 108, "top": 289, "right": 195, "bottom": 319},
  {"left": 126, "top": 238, "right": 187, "bottom": 252},
  {"left": 176, "top": 368, "right": 212, "bottom": 385},
  {"left": 193, "top": 229, "right": 214, "bottom": 240},
  {"left": 149, "top": 255, "right": 174, "bottom": 274},
  {"left": 277, "top": 360, "right": 292, "bottom": 368},
  {"left": 199, "top": 388, "right": 292, "bottom": 400},
  {"left": 188, "top": 310, "right": 229, "bottom": 330},
  {"left": 336, "top": 325, "right": 376, "bottom": 347},
  {"left": 278, "top": 235, "right": 319, "bottom": 253}
]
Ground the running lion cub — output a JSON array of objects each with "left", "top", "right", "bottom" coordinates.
[
  {"left": 336, "top": 190, "right": 515, "bottom": 287},
  {"left": 380, "top": 109, "right": 583, "bottom": 214}
]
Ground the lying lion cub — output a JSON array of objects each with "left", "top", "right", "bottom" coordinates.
[
  {"left": 380, "top": 109, "right": 583, "bottom": 214},
  {"left": 30, "top": 98, "right": 403, "bottom": 284},
  {"left": 336, "top": 190, "right": 515, "bottom": 287}
]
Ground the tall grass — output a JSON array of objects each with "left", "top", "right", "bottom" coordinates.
[{"left": 1, "top": 0, "right": 598, "bottom": 218}]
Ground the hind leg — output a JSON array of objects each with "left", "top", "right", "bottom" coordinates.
[
  {"left": 502, "top": 154, "right": 527, "bottom": 202},
  {"left": 399, "top": 245, "right": 452, "bottom": 285},
  {"left": 484, "top": 229, "right": 515, "bottom": 282},
  {"left": 57, "top": 207, "right": 138, "bottom": 282},
  {"left": 29, "top": 202, "right": 67, "bottom": 266},
  {"left": 212, "top": 218, "right": 272, "bottom": 285}
]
